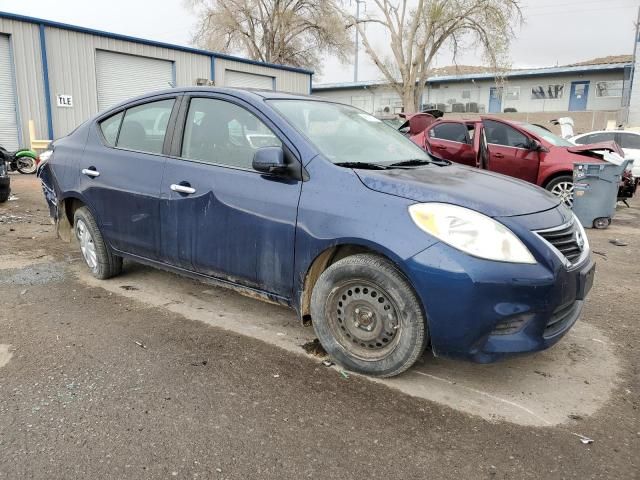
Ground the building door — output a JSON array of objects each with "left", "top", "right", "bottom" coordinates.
[
  {"left": 95, "top": 50, "right": 174, "bottom": 111},
  {"left": 0, "top": 34, "right": 20, "bottom": 150},
  {"left": 569, "top": 81, "right": 590, "bottom": 111},
  {"left": 488, "top": 87, "right": 503, "bottom": 113},
  {"left": 224, "top": 70, "right": 274, "bottom": 90}
]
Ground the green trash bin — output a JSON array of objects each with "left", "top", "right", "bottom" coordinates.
[{"left": 572, "top": 159, "right": 632, "bottom": 229}]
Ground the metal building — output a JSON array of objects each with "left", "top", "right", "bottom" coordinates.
[{"left": 0, "top": 11, "right": 313, "bottom": 149}]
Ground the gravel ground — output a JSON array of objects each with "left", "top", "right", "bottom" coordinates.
[{"left": 0, "top": 174, "right": 638, "bottom": 479}]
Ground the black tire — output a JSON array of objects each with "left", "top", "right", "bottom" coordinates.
[
  {"left": 16, "top": 157, "right": 37, "bottom": 174},
  {"left": 73, "top": 206, "right": 122, "bottom": 279},
  {"left": 0, "top": 187, "right": 9, "bottom": 203},
  {"left": 545, "top": 175, "right": 574, "bottom": 206},
  {"left": 310, "top": 253, "right": 428, "bottom": 377}
]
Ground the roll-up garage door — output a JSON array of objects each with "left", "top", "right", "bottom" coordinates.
[
  {"left": 225, "top": 70, "right": 274, "bottom": 90},
  {"left": 96, "top": 50, "right": 174, "bottom": 111},
  {"left": 0, "top": 34, "right": 20, "bottom": 151}
]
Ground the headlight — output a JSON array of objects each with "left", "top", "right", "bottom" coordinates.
[{"left": 409, "top": 203, "right": 536, "bottom": 264}]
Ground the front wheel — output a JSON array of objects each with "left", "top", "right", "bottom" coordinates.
[
  {"left": 546, "top": 175, "right": 574, "bottom": 207},
  {"left": 310, "top": 254, "right": 428, "bottom": 377},
  {"left": 16, "top": 157, "right": 37, "bottom": 174}
]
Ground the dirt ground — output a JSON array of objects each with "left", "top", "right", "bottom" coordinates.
[{"left": 0, "top": 174, "right": 638, "bottom": 479}]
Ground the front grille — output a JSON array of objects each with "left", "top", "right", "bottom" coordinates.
[
  {"left": 535, "top": 220, "right": 584, "bottom": 264},
  {"left": 544, "top": 301, "right": 582, "bottom": 337}
]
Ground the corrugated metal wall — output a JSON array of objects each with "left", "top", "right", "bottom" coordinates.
[
  {"left": 45, "top": 26, "right": 211, "bottom": 137},
  {"left": 0, "top": 18, "right": 48, "bottom": 146},
  {"left": 0, "top": 15, "right": 313, "bottom": 143},
  {"left": 215, "top": 58, "right": 309, "bottom": 94}
]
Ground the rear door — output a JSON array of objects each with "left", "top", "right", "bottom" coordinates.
[
  {"left": 159, "top": 94, "right": 301, "bottom": 298},
  {"left": 483, "top": 119, "right": 539, "bottom": 183},
  {"left": 79, "top": 95, "right": 179, "bottom": 260},
  {"left": 426, "top": 121, "right": 476, "bottom": 166}
]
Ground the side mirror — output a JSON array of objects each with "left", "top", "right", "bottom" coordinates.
[
  {"left": 252, "top": 146, "right": 288, "bottom": 175},
  {"left": 527, "top": 139, "right": 543, "bottom": 151}
]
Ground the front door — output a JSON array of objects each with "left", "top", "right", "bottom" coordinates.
[
  {"left": 79, "top": 97, "right": 177, "bottom": 260},
  {"left": 482, "top": 119, "right": 539, "bottom": 184},
  {"left": 569, "top": 81, "right": 590, "bottom": 111},
  {"left": 159, "top": 96, "right": 302, "bottom": 299},
  {"left": 488, "top": 87, "right": 503, "bottom": 113},
  {"left": 426, "top": 121, "right": 476, "bottom": 167}
]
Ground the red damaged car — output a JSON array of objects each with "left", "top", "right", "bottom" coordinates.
[{"left": 401, "top": 114, "right": 633, "bottom": 205}]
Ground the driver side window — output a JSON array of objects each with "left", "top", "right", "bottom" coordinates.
[
  {"left": 181, "top": 98, "right": 281, "bottom": 169},
  {"left": 484, "top": 120, "right": 529, "bottom": 149}
]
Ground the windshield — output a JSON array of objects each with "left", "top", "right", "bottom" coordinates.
[
  {"left": 519, "top": 123, "right": 574, "bottom": 147},
  {"left": 268, "top": 100, "right": 431, "bottom": 165}
]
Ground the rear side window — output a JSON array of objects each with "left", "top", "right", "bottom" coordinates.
[
  {"left": 180, "top": 98, "right": 281, "bottom": 169},
  {"left": 99, "top": 111, "right": 123, "bottom": 146},
  {"left": 116, "top": 99, "right": 175, "bottom": 154},
  {"left": 617, "top": 133, "right": 640, "bottom": 149},
  {"left": 484, "top": 120, "right": 529, "bottom": 148},
  {"left": 430, "top": 123, "right": 469, "bottom": 143},
  {"left": 574, "top": 132, "right": 615, "bottom": 145}
]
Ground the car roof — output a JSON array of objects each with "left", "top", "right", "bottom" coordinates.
[
  {"left": 100, "top": 87, "right": 322, "bottom": 117},
  {"left": 573, "top": 130, "right": 636, "bottom": 136}
]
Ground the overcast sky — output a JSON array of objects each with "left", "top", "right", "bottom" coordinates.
[{"left": 1, "top": 0, "right": 638, "bottom": 84}]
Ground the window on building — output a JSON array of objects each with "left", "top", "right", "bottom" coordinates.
[
  {"left": 484, "top": 120, "right": 530, "bottom": 148},
  {"left": 531, "top": 84, "right": 564, "bottom": 99},
  {"left": 99, "top": 111, "right": 124, "bottom": 146},
  {"left": 596, "top": 81, "right": 623, "bottom": 98},
  {"left": 117, "top": 99, "right": 175, "bottom": 154},
  {"left": 181, "top": 97, "right": 281, "bottom": 169},
  {"left": 461, "top": 90, "right": 471, "bottom": 99},
  {"left": 505, "top": 86, "right": 520, "bottom": 100},
  {"left": 430, "top": 122, "right": 470, "bottom": 143}
]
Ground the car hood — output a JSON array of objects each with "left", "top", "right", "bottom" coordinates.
[
  {"left": 566, "top": 141, "right": 624, "bottom": 157},
  {"left": 355, "top": 164, "right": 561, "bottom": 217}
]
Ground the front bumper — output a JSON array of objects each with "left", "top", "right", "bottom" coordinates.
[{"left": 405, "top": 238, "right": 595, "bottom": 363}]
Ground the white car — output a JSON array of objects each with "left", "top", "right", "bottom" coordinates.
[{"left": 570, "top": 130, "right": 640, "bottom": 179}]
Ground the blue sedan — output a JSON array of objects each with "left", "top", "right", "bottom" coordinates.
[{"left": 38, "top": 88, "right": 595, "bottom": 377}]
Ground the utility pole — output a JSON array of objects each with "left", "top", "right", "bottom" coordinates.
[
  {"left": 627, "top": 5, "right": 640, "bottom": 124},
  {"left": 354, "top": 0, "right": 366, "bottom": 82}
]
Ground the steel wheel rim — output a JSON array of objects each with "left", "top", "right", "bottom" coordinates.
[
  {"left": 326, "top": 280, "right": 402, "bottom": 361},
  {"left": 550, "top": 181, "right": 574, "bottom": 207},
  {"left": 76, "top": 219, "right": 98, "bottom": 272}
]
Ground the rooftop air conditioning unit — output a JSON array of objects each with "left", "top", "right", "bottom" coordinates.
[{"left": 195, "top": 78, "right": 215, "bottom": 86}]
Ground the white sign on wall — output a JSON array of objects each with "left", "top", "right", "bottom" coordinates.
[{"left": 56, "top": 94, "right": 73, "bottom": 108}]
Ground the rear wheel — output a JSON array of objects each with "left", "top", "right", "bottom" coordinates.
[
  {"left": 546, "top": 175, "right": 574, "bottom": 207},
  {"left": 73, "top": 207, "right": 122, "bottom": 279},
  {"left": 310, "top": 254, "right": 428, "bottom": 377},
  {"left": 0, "top": 188, "right": 9, "bottom": 203}
]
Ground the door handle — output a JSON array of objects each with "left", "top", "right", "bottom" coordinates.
[
  {"left": 170, "top": 184, "right": 196, "bottom": 195},
  {"left": 435, "top": 145, "right": 447, "bottom": 149},
  {"left": 81, "top": 168, "right": 100, "bottom": 178},
  {"left": 494, "top": 153, "right": 504, "bottom": 159}
]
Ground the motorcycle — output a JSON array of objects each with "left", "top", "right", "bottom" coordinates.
[{"left": 0, "top": 146, "right": 38, "bottom": 174}]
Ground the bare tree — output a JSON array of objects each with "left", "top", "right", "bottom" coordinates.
[
  {"left": 188, "top": 0, "right": 351, "bottom": 72},
  {"left": 344, "top": 0, "right": 522, "bottom": 112}
]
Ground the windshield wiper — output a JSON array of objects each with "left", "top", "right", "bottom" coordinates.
[
  {"left": 334, "top": 162, "right": 389, "bottom": 170},
  {"left": 389, "top": 158, "right": 450, "bottom": 167}
]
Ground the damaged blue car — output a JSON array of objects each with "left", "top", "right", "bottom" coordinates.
[{"left": 38, "top": 88, "right": 595, "bottom": 377}]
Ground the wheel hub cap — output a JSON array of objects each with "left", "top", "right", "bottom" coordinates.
[
  {"left": 76, "top": 219, "right": 98, "bottom": 272},
  {"left": 327, "top": 281, "right": 401, "bottom": 361}
]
